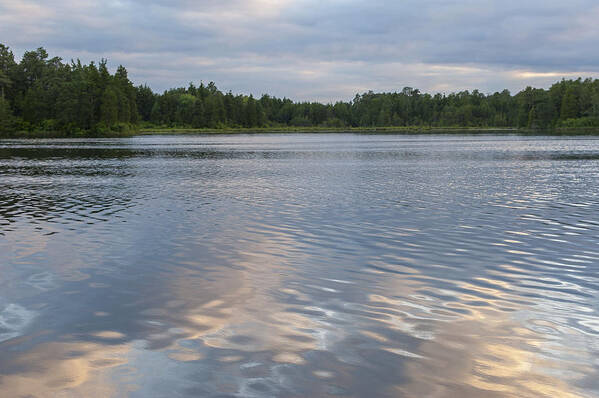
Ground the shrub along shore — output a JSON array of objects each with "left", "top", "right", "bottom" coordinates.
[
  {"left": 2, "top": 44, "right": 599, "bottom": 138},
  {"left": 3, "top": 127, "right": 599, "bottom": 139},
  {"left": 137, "top": 126, "right": 599, "bottom": 136}
]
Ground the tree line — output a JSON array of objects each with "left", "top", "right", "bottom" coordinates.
[{"left": 2, "top": 44, "right": 599, "bottom": 136}]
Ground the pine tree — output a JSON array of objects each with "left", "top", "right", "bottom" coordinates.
[
  {"left": 100, "top": 86, "right": 119, "bottom": 127},
  {"left": 0, "top": 96, "right": 15, "bottom": 133},
  {"left": 0, "top": 70, "right": 10, "bottom": 99},
  {"left": 244, "top": 95, "right": 258, "bottom": 127},
  {"left": 560, "top": 88, "right": 578, "bottom": 120}
]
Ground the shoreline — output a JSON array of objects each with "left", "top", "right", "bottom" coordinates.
[
  {"left": 138, "top": 126, "right": 520, "bottom": 135},
  {"left": 140, "top": 126, "right": 599, "bottom": 136},
  {"left": 2, "top": 126, "right": 599, "bottom": 139}
]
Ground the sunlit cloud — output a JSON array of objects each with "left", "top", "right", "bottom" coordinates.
[{"left": 511, "top": 71, "right": 596, "bottom": 80}]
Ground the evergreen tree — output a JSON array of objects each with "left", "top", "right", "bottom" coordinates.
[
  {"left": 244, "top": 95, "right": 258, "bottom": 127},
  {"left": 560, "top": 88, "right": 578, "bottom": 120},
  {"left": 0, "top": 70, "right": 11, "bottom": 100},
  {"left": 136, "top": 85, "right": 155, "bottom": 121},
  {"left": 100, "top": 86, "right": 119, "bottom": 126},
  {"left": 591, "top": 92, "right": 599, "bottom": 118},
  {"left": 0, "top": 96, "right": 15, "bottom": 132},
  {"left": 191, "top": 98, "right": 205, "bottom": 128}
]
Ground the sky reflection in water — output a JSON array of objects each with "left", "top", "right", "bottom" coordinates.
[{"left": 0, "top": 134, "right": 598, "bottom": 397}]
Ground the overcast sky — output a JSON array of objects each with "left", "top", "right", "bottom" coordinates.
[{"left": 1, "top": 0, "right": 597, "bottom": 101}]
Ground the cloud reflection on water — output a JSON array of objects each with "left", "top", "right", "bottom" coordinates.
[{"left": 0, "top": 135, "right": 598, "bottom": 397}]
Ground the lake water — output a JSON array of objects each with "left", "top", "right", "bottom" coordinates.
[{"left": 0, "top": 134, "right": 598, "bottom": 397}]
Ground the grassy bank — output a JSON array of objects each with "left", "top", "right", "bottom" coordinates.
[
  {"left": 0, "top": 130, "right": 138, "bottom": 139},
  {"left": 138, "top": 126, "right": 519, "bottom": 135},
  {"left": 3, "top": 126, "right": 599, "bottom": 139},
  {"left": 0, "top": 123, "right": 140, "bottom": 139},
  {"left": 139, "top": 126, "right": 599, "bottom": 136}
]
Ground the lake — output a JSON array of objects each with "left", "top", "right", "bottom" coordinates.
[{"left": 1, "top": 134, "right": 598, "bottom": 397}]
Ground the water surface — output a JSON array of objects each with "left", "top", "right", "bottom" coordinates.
[{"left": 1, "top": 134, "right": 598, "bottom": 397}]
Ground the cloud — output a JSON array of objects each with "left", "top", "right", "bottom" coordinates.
[{"left": 0, "top": 0, "right": 597, "bottom": 101}]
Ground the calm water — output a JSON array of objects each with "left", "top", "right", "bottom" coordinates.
[{"left": 0, "top": 134, "right": 598, "bottom": 397}]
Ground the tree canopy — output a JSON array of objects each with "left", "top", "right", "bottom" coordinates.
[{"left": 1, "top": 44, "right": 599, "bottom": 137}]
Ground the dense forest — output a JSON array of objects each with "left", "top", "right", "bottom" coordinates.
[{"left": 1, "top": 44, "right": 599, "bottom": 136}]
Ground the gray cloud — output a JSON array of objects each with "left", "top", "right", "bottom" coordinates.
[{"left": 0, "top": 0, "right": 597, "bottom": 101}]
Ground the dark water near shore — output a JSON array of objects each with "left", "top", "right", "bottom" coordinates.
[{"left": 1, "top": 134, "right": 598, "bottom": 397}]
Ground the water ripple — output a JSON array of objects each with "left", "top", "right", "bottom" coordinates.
[{"left": 0, "top": 134, "right": 598, "bottom": 397}]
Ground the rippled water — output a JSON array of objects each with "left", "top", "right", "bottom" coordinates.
[{"left": 1, "top": 134, "right": 598, "bottom": 397}]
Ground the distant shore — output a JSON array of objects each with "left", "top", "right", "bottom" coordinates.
[
  {"left": 3, "top": 45, "right": 599, "bottom": 141},
  {"left": 3, "top": 126, "right": 599, "bottom": 139}
]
